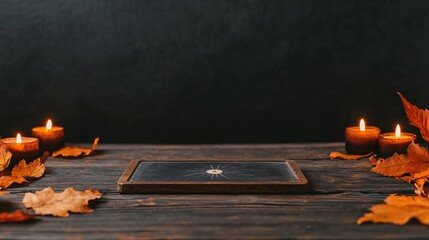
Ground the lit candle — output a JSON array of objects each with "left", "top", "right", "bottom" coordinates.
[
  {"left": 1, "top": 133, "right": 39, "bottom": 168},
  {"left": 379, "top": 124, "right": 416, "bottom": 158},
  {"left": 31, "top": 119, "right": 64, "bottom": 154},
  {"left": 345, "top": 119, "right": 381, "bottom": 154}
]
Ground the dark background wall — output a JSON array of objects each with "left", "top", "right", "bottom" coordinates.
[{"left": 0, "top": 0, "right": 428, "bottom": 143}]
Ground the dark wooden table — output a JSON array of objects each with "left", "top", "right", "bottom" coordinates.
[{"left": 0, "top": 143, "right": 423, "bottom": 239}]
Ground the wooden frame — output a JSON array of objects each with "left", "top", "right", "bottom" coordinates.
[{"left": 117, "top": 160, "right": 308, "bottom": 194}]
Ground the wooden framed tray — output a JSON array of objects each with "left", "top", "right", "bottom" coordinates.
[{"left": 117, "top": 160, "right": 308, "bottom": 193}]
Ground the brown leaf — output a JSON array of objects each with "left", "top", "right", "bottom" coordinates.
[
  {"left": 11, "top": 159, "right": 45, "bottom": 179},
  {"left": 330, "top": 152, "right": 372, "bottom": 160},
  {"left": 0, "top": 144, "right": 12, "bottom": 173},
  {"left": 52, "top": 137, "right": 99, "bottom": 158},
  {"left": 0, "top": 176, "right": 28, "bottom": 189},
  {"left": 23, "top": 187, "right": 102, "bottom": 217},
  {"left": 370, "top": 142, "right": 429, "bottom": 178},
  {"left": 357, "top": 194, "right": 429, "bottom": 225},
  {"left": 398, "top": 92, "right": 429, "bottom": 142},
  {"left": 0, "top": 210, "right": 34, "bottom": 223}
]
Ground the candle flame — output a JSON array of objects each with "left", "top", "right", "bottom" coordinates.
[
  {"left": 16, "top": 133, "right": 22, "bottom": 143},
  {"left": 359, "top": 119, "right": 365, "bottom": 131},
  {"left": 395, "top": 124, "right": 401, "bottom": 138},
  {"left": 46, "top": 119, "right": 52, "bottom": 131}
]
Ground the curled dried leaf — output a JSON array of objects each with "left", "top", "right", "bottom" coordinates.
[
  {"left": 0, "top": 210, "right": 34, "bottom": 223},
  {"left": 398, "top": 92, "right": 429, "bottom": 142},
  {"left": 330, "top": 152, "right": 372, "bottom": 160},
  {"left": 23, "top": 187, "right": 102, "bottom": 217},
  {"left": 0, "top": 176, "right": 28, "bottom": 189},
  {"left": 52, "top": 137, "right": 99, "bottom": 158},
  {"left": 358, "top": 194, "right": 429, "bottom": 225}
]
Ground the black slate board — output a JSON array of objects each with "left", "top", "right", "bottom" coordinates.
[{"left": 118, "top": 160, "right": 308, "bottom": 193}]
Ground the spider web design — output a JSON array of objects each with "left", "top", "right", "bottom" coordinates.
[{"left": 181, "top": 164, "right": 257, "bottom": 181}]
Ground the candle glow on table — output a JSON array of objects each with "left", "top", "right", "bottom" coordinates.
[
  {"left": 345, "top": 119, "right": 380, "bottom": 154},
  {"left": 31, "top": 119, "right": 64, "bottom": 154},
  {"left": 1, "top": 133, "right": 39, "bottom": 168},
  {"left": 378, "top": 124, "right": 416, "bottom": 158}
]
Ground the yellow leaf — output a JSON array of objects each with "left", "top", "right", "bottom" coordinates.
[
  {"left": 52, "top": 137, "right": 99, "bottom": 158},
  {"left": 23, "top": 187, "right": 102, "bottom": 217},
  {"left": 329, "top": 152, "right": 372, "bottom": 160},
  {"left": 358, "top": 194, "right": 429, "bottom": 225}
]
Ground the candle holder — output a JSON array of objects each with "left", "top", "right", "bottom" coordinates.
[
  {"left": 1, "top": 136, "right": 39, "bottom": 168},
  {"left": 31, "top": 119, "right": 64, "bottom": 154},
  {"left": 32, "top": 126, "right": 64, "bottom": 154},
  {"left": 345, "top": 126, "right": 380, "bottom": 155},
  {"left": 378, "top": 132, "right": 416, "bottom": 158}
]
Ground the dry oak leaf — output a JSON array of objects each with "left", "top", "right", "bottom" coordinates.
[
  {"left": 0, "top": 144, "right": 12, "bottom": 173},
  {"left": 358, "top": 194, "right": 429, "bottom": 225},
  {"left": 0, "top": 154, "right": 48, "bottom": 190},
  {"left": 0, "top": 176, "right": 28, "bottom": 189},
  {"left": 370, "top": 142, "right": 429, "bottom": 178},
  {"left": 11, "top": 158, "right": 46, "bottom": 179},
  {"left": 0, "top": 210, "right": 34, "bottom": 223},
  {"left": 23, "top": 187, "right": 102, "bottom": 217},
  {"left": 398, "top": 92, "right": 429, "bottom": 142},
  {"left": 330, "top": 152, "right": 372, "bottom": 160},
  {"left": 52, "top": 137, "right": 99, "bottom": 158}
]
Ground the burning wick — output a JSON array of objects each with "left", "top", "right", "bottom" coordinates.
[
  {"left": 16, "top": 133, "right": 22, "bottom": 144},
  {"left": 359, "top": 119, "right": 365, "bottom": 131},
  {"left": 395, "top": 124, "right": 401, "bottom": 139},
  {"left": 46, "top": 119, "right": 52, "bottom": 131}
]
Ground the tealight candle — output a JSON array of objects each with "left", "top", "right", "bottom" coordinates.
[
  {"left": 345, "top": 119, "right": 381, "bottom": 154},
  {"left": 379, "top": 124, "right": 416, "bottom": 158},
  {"left": 31, "top": 119, "right": 64, "bottom": 154},
  {"left": 1, "top": 133, "right": 39, "bottom": 168}
]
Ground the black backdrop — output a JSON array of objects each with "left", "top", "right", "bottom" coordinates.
[{"left": 0, "top": 0, "right": 428, "bottom": 143}]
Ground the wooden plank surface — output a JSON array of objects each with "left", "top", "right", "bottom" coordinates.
[{"left": 0, "top": 143, "right": 421, "bottom": 239}]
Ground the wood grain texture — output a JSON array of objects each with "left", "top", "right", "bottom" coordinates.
[{"left": 0, "top": 142, "right": 420, "bottom": 239}]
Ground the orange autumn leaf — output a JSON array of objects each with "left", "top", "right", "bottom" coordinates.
[
  {"left": 398, "top": 92, "right": 429, "bottom": 142},
  {"left": 0, "top": 144, "right": 12, "bottom": 173},
  {"left": 358, "top": 194, "right": 429, "bottom": 225},
  {"left": 0, "top": 154, "right": 48, "bottom": 190},
  {"left": 11, "top": 157, "right": 47, "bottom": 180},
  {"left": 52, "top": 137, "right": 99, "bottom": 158},
  {"left": 370, "top": 142, "right": 429, "bottom": 178},
  {"left": 0, "top": 191, "right": 9, "bottom": 195},
  {"left": 329, "top": 152, "right": 372, "bottom": 160},
  {"left": 0, "top": 210, "right": 34, "bottom": 223},
  {"left": 23, "top": 187, "right": 102, "bottom": 217},
  {"left": 0, "top": 176, "right": 28, "bottom": 189}
]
